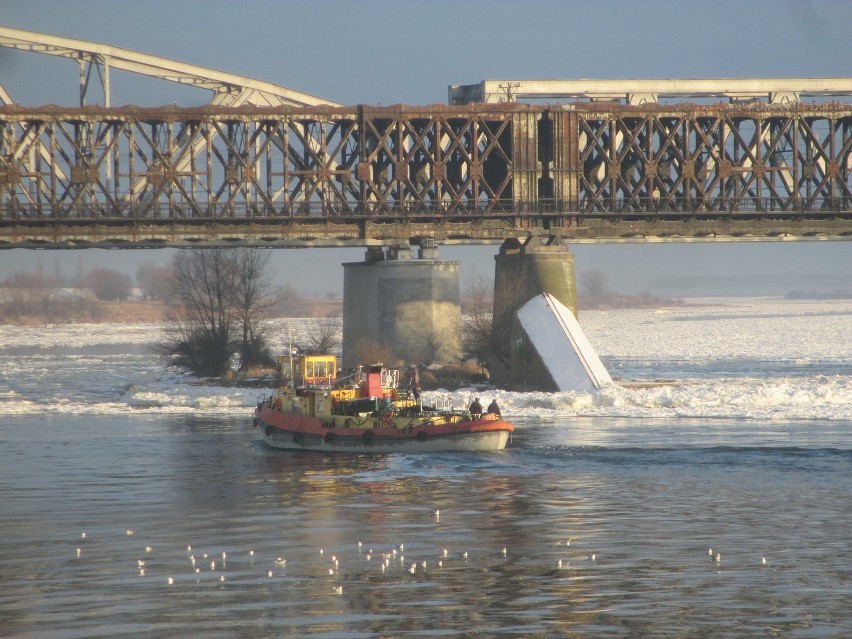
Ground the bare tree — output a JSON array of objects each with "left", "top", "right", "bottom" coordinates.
[
  {"left": 159, "top": 249, "right": 237, "bottom": 376},
  {"left": 231, "top": 248, "right": 275, "bottom": 370},
  {"left": 301, "top": 316, "right": 342, "bottom": 355},
  {"left": 461, "top": 273, "right": 495, "bottom": 364},
  {"left": 136, "top": 261, "right": 175, "bottom": 302},
  {"left": 157, "top": 248, "right": 274, "bottom": 377},
  {"left": 87, "top": 267, "right": 132, "bottom": 301},
  {"left": 463, "top": 269, "right": 526, "bottom": 371}
]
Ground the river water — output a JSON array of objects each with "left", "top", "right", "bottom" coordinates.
[{"left": 1, "top": 297, "right": 850, "bottom": 637}]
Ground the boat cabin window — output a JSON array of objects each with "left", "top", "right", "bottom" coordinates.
[{"left": 298, "top": 355, "right": 337, "bottom": 386}]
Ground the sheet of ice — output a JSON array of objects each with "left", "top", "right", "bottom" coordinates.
[
  {"left": 516, "top": 293, "right": 612, "bottom": 392},
  {"left": 0, "top": 298, "right": 849, "bottom": 420},
  {"left": 579, "top": 297, "right": 852, "bottom": 362}
]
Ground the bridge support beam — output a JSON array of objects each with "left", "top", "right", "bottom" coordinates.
[
  {"left": 341, "top": 239, "right": 462, "bottom": 369},
  {"left": 491, "top": 235, "right": 578, "bottom": 389},
  {"left": 512, "top": 110, "right": 541, "bottom": 204}
]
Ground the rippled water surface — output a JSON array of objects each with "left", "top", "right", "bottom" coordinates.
[
  {"left": 1, "top": 297, "right": 851, "bottom": 637},
  {"left": 2, "top": 415, "right": 851, "bottom": 638}
]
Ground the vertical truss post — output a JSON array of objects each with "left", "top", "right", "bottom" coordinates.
[
  {"left": 511, "top": 110, "right": 539, "bottom": 215},
  {"left": 548, "top": 109, "right": 580, "bottom": 214},
  {"left": 103, "top": 57, "right": 110, "bottom": 108},
  {"left": 78, "top": 58, "right": 86, "bottom": 107}
]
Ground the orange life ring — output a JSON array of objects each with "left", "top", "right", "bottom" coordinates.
[{"left": 272, "top": 398, "right": 282, "bottom": 410}]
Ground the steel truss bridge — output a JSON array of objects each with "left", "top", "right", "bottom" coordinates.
[{"left": 1, "top": 29, "right": 851, "bottom": 248}]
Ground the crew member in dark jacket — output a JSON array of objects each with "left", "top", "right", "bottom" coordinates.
[
  {"left": 487, "top": 398, "right": 501, "bottom": 418},
  {"left": 468, "top": 397, "right": 483, "bottom": 418}
]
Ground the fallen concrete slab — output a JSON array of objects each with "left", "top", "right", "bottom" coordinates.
[{"left": 516, "top": 293, "right": 613, "bottom": 393}]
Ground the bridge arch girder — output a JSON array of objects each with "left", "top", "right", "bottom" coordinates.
[{"left": 0, "top": 26, "right": 340, "bottom": 108}]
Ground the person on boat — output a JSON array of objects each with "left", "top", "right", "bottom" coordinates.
[
  {"left": 409, "top": 366, "right": 421, "bottom": 400},
  {"left": 468, "top": 397, "right": 483, "bottom": 419},
  {"left": 487, "top": 398, "right": 501, "bottom": 418}
]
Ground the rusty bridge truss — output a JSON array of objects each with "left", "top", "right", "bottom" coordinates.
[{"left": 1, "top": 102, "right": 851, "bottom": 247}]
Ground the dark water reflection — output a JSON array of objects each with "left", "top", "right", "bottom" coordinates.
[{"left": 1, "top": 414, "right": 850, "bottom": 638}]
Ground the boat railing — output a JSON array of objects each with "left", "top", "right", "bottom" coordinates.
[
  {"left": 381, "top": 368, "right": 399, "bottom": 389},
  {"left": 433, "top": 395, "right": 465, "bottom": 415},
  {"left": 303, "top": 376, "right": 336, "bottom": 389}
]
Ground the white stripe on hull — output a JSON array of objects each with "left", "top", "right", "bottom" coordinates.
[{"left": 259, "top": 428, "right": 510, "bottom": 453}]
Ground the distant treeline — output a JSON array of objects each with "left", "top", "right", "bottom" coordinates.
[
  {"left": 578, "top": 292, "right": 687, "bottom": 310},
  {"left": 0, "top": 261, "right": 339, "bottom": 325},
  {"left": 0, "top": 262, "right": 170, "bottom": 324}
]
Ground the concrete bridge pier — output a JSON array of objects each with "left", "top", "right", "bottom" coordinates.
[
  {"left": 491, "top": 235, "right": 578, "bottom": 389},
  {"left": 341, "top": 239, "right": 461, "bottom": 368}
]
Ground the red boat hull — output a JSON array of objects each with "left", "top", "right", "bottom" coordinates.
[{"left": 254, "top": 406, "right": 513, "bottom": 453}]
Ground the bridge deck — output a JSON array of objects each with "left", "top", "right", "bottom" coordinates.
[{"left": 2, "top": 102, "right": 851, "bottom": 247}]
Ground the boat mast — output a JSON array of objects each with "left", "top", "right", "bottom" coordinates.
[{"left": 288, "top": 324, "right": 294, "bottom": 388}]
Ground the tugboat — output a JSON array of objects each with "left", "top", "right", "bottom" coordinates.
[{"left": 254, "top": 354, "right": 513, "bottom": 452}]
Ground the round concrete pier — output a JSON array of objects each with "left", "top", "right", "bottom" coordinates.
[
  {"left": 493, "top": 235, "right": 577, "bottom": 323},
  {"left": 491, "top": 235, "right": 578, "bottom": 389}
]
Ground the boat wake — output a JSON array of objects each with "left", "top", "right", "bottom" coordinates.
[{"left": 5, "top": 374, "right": 848, "bottom": 422}]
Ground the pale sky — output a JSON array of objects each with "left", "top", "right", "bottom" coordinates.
[{"left": 1, "top": 0, "right": 850, "bottom": 295}]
